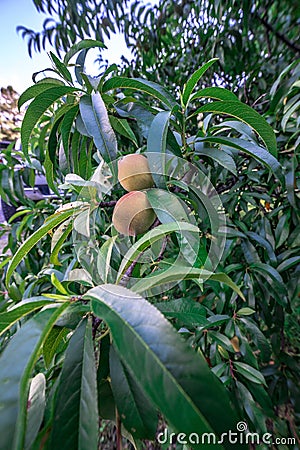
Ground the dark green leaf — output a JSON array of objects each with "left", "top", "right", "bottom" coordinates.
[
  {"left": 182, "top": 59, "right": 219, "bottom": 106},
  {"left": 64, "top": 39, "right": 106, "bottom": 65},
  {"left": 21, "top": 86, "right": 80, "bottom": 159},
  {"left": 79, "top": 93, "right": 117, "bottom": 163},
  {"left": 86, "top": 284, "right": 245, "bottom": 449},
  {"left": 0, "top": 305, "right": 68, "bottom": 450},
  {"left": 25, "top": 374, "right": 46, "bottom": 450},
  {"left": 110, "top": 345, "right": 158, "bottom": 439},
  {"left": 234, "top": 362, "right": 267, "bottom": 385},
  {"left": 197, "top": 102, "right": 277, "bottom": 156},
  {"left": 103, "top": 77, "right": 178, "bottom": 109},
  {"left": 50, "top": 317, "right": 98, "bottom": 450}
]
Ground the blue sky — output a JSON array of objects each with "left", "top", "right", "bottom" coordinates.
[{"left": 0, "top": 0, "right": 133, "bottom": 94}]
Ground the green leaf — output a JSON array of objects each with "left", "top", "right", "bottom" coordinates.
[
  {"left": 0, "top": 297, "right": 57, "bottom": 336},
  {"left": 110, "top": 345, "right": 158, "bottom": 439},
  {"left": 195, "top": 136, "right": 281, "bottom": 176},
  {"left": 43, "top": 326, "right": 69, "bottom": 368},
  {"left": 25, "top": 374, "right": 46, "bottom": 450},
  {"left": 147, "top": 110, "right": 171, "bottom": 154},
  {"left": 233, "top": 362, "right": 267, "bottom": 386},
  {"left": 6, "top": 209, "right": 77, "bottom": 285},
  {"left": 18, "top": 81, "right": 65, "bottom": 109},
  {"left": 250, "top": 263, "right": 287, "bottom": 296},
  {"left": 103, "top": 77, "right": 178, "bottom": 109},
  {"left": 209, "top": 331, "right": 233, "bottom": 352},
  {"left": 0, "top": 304, "right": 68, "bottom": 450},
  {"left": 50, "top": 221, "right": 73, "bottom": 266},
  {"left": 21, "top": 86, "right": 80, "bottom": 159},
  {"left": 132, "top": 265, "right": 245, "bottom": 301},
  {"left": 245, "top": 231, "right": 277, "bottom": 265},
  {"left": 50, "top": 317, "right": 98, "bottom": 450},
  {"left": 97, "top": 334, "right": 116, "bottom": 420},
  {"left": 239, "top": 318, "right": 271, "bottom": 362},
  {"left": 236, "top": 307, "right": 255, "bottom": 316},
  {"left": 147, "top": 111, "right": 172, "bottom": 187},
  {"left": 117, "top": 222, "right": 200, "bottom": 282},
  {"left": 146, "top": 189, "right": 199, "bottom": 265},
  {"left": 277, "top": 256, "right": 300, "bottom": 272},
  {"left": 194, "top": 146, "right": 237, "bottom": 175},
  {"left": 86, "top": 284, "right": 244, "bottom": 449},
  {"left": 64, "top": 39, "right": 106, "bottom": 65},
  {"left": 79, "top": 93, "right": 117, "bottom": 163},
  {"left": 61, "top": 105, "right": 79, "bottom": 164},
  {"left": 197, "top": 102, "right": 277, "bottom": 156},
  {"left": 191, "top": 86, "right": 239, "bottom": 103},
  {"left": 155, "top": 298, "right": 207, "bottom": 328},
  {"left": 109, "top": 115, "right": 138, "bottom": 147},
  {"left": 147, "top": 189, "right": 190, "bottom": 223},
  {"left": 50, "top": 51, "right": 73, "bottom": 83},
  {"left": 182, "top": 59, "right": 219, "bottom": 106}
]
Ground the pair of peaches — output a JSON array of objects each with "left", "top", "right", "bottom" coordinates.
[{"left": 112, "top": 154, "right": 156, "bottom": 236}]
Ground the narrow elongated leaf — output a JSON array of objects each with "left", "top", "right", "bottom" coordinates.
[
  {"left": 195, "top": 136, "right": 281, "bottom": 176},
  {"left": 18, "top": 81, "right": 65, "bottom": 109},
  {"left": 239, "top": 318, "right": 271, "bottom": 362},
  {"left": 50, "top": 317, "right": 98, "bottom": 450},
  {"left": 0, "top": 304, "right": 68, "bottom": 450},
  {"left": 79, "top": 93, "right": 117, "bottom": 163},
  {"left": 194, "top": 146, "right": 237, "bottom": 175},
  {"left": 155, "top": 297, "right": 207, "bottom": 327},
  {"left": 234, "top": 362, "right": 267, "bottom": 386},
  {"left": 117, "top": 222, "right": 200, "bottom": 281},
  {"left": 21, "top": 86, "right": 80, "bottom": 159},
  {"left": 50, "top": 52, "right": 73, "bottom": 83},
  {"left": 109, "top": 115, "right": 138, "bottom": 146},
  {"left": 0, "top": 297, "right": 57, "bottom": 336},
  {"left": 103, "top": 77, "right": 178, "bottom": 109},
  {"left": 191, "top": 87, "right": 239, "bottom": 103},
  {"left": 245, "top": 232, "right": 277, "bottom": 265},
  {"left": 110, "top": 345, "right": 158, "bottom": 439},
  {"left": 147, "top": 110, "right": 171, "bottom": 154},
  {"left": 25, "top": 374, "right": 46, "bottom": 450},
  {"left": 50, "top": 221, "right": 73, "bottom": 266},
  {"left": 277, "top": 256, "right": 300, "bottom": 272},
  {"left": 61, "top": 105, "right": 79, "bottom": 163},
  {"left": 132, "top": 265, "right": 245, "bottom": 300},
  {"left": 43, "top": 326, "right": 69, "bottom": 368},
  {"left": 64, "top": 39, "right": 106, "bottom": 65},
  {"left": 197, "top": 102, "right": 277, "bottom": 156},
  {"left": 182, "top": 59, "right": 218, "bottom": 106},
  {"left": 6, "top": 209, "right": 76, "bottom": 285},
  {"left": 147, "top": 111, "right": 172, "bottom": 187},
  {"left": 250, "top": 263, "right": 287, "bottom": 295},
  {"left": 146, "top": 189, "right": 199, "bottom": 265},
  {"left": 86, "top": 284, "right": 245, "bottom": 449}
]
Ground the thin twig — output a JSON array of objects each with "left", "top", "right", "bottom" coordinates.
[
  {"left": 98, "top": 200, "right": 117, "bottom": 208},
  {"left": 92, "top": 316, "right": 102, "bottom": 339},
  {"left": 255, "top": 13, "right": 300, "bottom": 53},
  {"left": 116, "top": 408, "right": 123, "bottom": 450},
  {"left": 157, "top": 235, "right": 168, "bottom": 262}
]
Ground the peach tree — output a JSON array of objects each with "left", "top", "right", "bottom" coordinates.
[{"left": 0, "top": 41, "right": 297, "bottom": 449}]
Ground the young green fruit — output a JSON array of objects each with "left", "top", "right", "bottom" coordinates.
[
  {"left": 118, "top": 154, "right": 154, "bottom": 191},
  {"left": 112, "top": 191, "right": 156, "bottom": 236}
]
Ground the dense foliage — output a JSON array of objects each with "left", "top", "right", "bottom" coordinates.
[
  {"left": 0, "top": 0, "right": 299, "bottom": 448},
  {"left": 18, "top": 0, "right": 300, "bottom": 102}
]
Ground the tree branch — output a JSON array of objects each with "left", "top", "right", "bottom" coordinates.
[{"left": 255, "top": 13, "right": 300, "bottom": 54}]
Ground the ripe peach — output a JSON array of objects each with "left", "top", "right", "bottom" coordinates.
[
  {"left": 118, "top": 154, "right": 154, "bottom": 191},
  {"left": 112, "top": 191, "right": 156, "bottom": 236}
]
